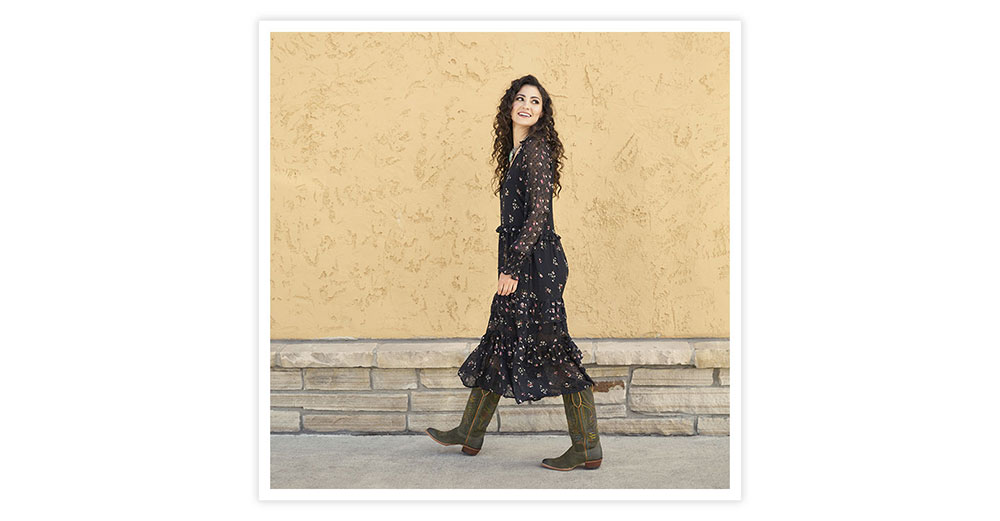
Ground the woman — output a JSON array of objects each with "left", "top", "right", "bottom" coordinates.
[{"left": 425, "top": 75, "right": 603, "bottom": 471}]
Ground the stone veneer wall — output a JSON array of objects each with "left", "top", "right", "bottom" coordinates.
[{"left": 270, "top": 339, "right": 730, "bottom": 436}]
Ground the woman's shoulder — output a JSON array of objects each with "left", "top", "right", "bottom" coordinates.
[
  {"left": 523, "top": 133, "right": 552, "bottom": 153},
  {"left": 523, "top": 132, "right": 545, "bottom": 145}
]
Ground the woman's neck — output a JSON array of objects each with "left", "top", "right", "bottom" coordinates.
[{"left": 512, "top": 126, "right": 530, "bottom": 147}]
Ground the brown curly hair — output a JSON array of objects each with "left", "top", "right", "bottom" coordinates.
[{"left": 490, "top": 74, "right": 565, "bottom": 198}]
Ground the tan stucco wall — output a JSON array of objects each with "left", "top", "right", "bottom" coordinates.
[{"left": 270, "top": 32, "right": 729, "bottom": 339}]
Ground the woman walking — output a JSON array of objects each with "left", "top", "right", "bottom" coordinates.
[{"left": 425, "top": 75, "right": 603, "bottom": 471}]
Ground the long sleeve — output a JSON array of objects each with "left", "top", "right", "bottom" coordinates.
[{"left": 500, "top": 137, "right": 554, "bottom": 280}]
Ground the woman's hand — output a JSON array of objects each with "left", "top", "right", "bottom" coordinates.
[{"left": 497, "top": 272, "right": 518, "bottom": 296}]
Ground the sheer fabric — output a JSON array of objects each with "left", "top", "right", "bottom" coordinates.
[
  {"left": 500, "top": 136, "right": 554, "bottom": 279},
  {"left": 458, "top": 135, "right": 594, "bottom": 404}
]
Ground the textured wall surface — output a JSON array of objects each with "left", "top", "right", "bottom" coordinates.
[{"left": 270, "top": 32, "right": 730, "bottom": 339}]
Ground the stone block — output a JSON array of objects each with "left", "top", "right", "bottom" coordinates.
[
  {"left": 372, "top": 368, "right": 418, "bottom": 389},
  {"left": 407, "top": 412, "right": 498, "bottom": 433},
  {"left": 270, "top": 343, "right": 285, "bottom": 367},
  {"left": 270, "top": 392, "right": 408, "bottom": 412},
  {"left": 497, "top": 407, "right": 567, "bottom": 432},
  {"left": 584, "top": 365, "right": 630, "bottom": 378},
  {"left": 600, "top": 416, "right": 696, "bottom": 435},
  {"left": 591, "top": 380, "right": 627, "bottom": 404},
  {"left": 698, "top": 416, "right": 730, "bottom": 435},
  {"left": 576, "top": 340, "right": 596, "bottom": 364},
  {"left": 419, "top": 368, "right": 465, "bottom": 389},
  {"left": 303, "top": 368, "right": 370, "bottom": 390},
  {"left": 526, "top": 395, "right": 564, "bottom": 407},
  {"left": 276, "top": 342, "right": 376, "bottom": 368},
  {"left": 375, "top": 341, "right": 470, "bottom": 368},
  {"left": 303, "top": 413, "right": 406, "bottom": 433},
  {"left": 629, "top": 387, "right": 729, "bottom": 415},
  {"left": 270, "top": 369, "right": 302, "bottom": 390},
  {"left": 270, "top": 410, "right": 300, "bottom": 432},
  {"left": 719, "top": 368, "right": 730, "bottom": 386},
  {"left": 693, "top": 341, "right": 729, "bottom": 368},
  {"left": 500, "top": 390, "right": 625, "bottom": 409},
  {"left": 597, "top": 404, "right": 627, "bottom": 418},
  {"left": 594, "top": 340, "right": 692, "bottom": 366},
  {"left": 631, "top": 368, "right": 714, "bottom": 386},
  {"left": 410, "top": 390, "right": 474, "bottom": 412}
]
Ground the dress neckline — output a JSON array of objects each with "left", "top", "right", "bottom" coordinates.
[
  {"left": 507, "top": 135, "right": 535, "bottom": 174},
  {"left": 508, "top": 143, "right": 525, "bottom": 167}
]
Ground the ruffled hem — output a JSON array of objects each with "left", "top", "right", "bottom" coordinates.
[
  {"left": 457, "top": 293, "right": 595, "bottom": 404},
  {"left": 461, "top": 372, "right": 595, "bottom": 405}
]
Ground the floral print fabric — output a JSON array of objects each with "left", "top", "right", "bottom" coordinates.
[{"left": 458, "top": 135, "right": 595, "bottom": 404}]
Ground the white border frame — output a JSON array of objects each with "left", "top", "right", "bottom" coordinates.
[{"left": 258, "top": 19, "right": 742, "bottom": 501}]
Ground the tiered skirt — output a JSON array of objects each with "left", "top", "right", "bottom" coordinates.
[{"left": 458, "top": 291, "right": 595, "bottom": 404}]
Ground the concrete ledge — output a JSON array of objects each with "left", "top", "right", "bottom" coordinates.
[
  {"left": 593, "top": 340, "right": 693, "bottom": 366},
  {"left": 575, "top": 340, "right": 597, "bottom": 364},
  {"left": 277, "top": 342, "right": 376, "bottom": 368},
  {"left": 270, "top": 339, "right": 724, "bottom": 370},
  {"left": 693, "top": 341, "right": 730, "bottom": 368},
  {"left": 376, "top": 341, "right": 471, "bottom": 368}
]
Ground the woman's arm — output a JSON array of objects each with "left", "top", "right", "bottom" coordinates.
[{"left": 500, "top": 137, "right": 555, "bottom": 280}]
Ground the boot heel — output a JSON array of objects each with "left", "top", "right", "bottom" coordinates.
[
  {"left": 584, "top": 459, "right": 602, "bottom": 469},
  {"left": 461, "top": 446, "right": 480, "bottom": 456}
]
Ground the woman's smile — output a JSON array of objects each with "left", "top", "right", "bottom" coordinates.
[{"left": 511, "top": 85, "right": 542, "bottom": 128}]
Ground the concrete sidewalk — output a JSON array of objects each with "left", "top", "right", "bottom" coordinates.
[{"left": 270, "top": 434, "right": 730, "bottom": 489}]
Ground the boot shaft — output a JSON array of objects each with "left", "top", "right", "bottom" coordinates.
[
  {"left": 457, "top": 387, "right": 501, "bottom": 444},
  {"left": 561, "top": 386, "right": 602, "bottom": 460},
  {"left": 467, "top": 387, "right": 500, "bottom": 438}
]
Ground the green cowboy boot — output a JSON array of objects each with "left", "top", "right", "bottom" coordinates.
[
  {"left": 425, "top": 386, "right": 501, "bottom": 456},
  {"left": 541, "top": 386, "right": 603, "bottom": 470}
]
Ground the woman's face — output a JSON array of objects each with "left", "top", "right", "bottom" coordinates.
[{"left": 510, "top": 85, "right": 543, "bottom": 130}]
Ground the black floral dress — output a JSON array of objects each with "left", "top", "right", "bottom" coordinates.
[{"left": 458, "top": 134, "right": 595, "bottom": 404}]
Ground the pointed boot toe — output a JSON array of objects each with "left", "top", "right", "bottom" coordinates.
[
  {"left": 425, "top": 427, "right": 449, "bottom": 445},
  {"left": 425, "top": 387, "right": 500, "bottom": 456},
  {"left": 540, "top": 457, "right": 569, "bottom": 471}
]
